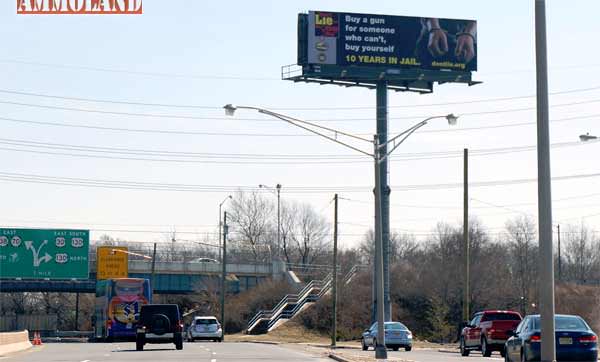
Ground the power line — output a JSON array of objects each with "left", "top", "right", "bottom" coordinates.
[
  {"left": 0, "top": 218, "right": 217, "bottom": 229},
  {"left": 2, "top": 98, "right": 600, "bottom": 122},
  {"left": 0, "top": 59, "right": 277, "bottom": 81},
  {"left": 3, "top": 170, "right": 600, "bottom": 193},
  {"left": 1, "top": 113, "right": 599, "bottom": 138},
  {"left": 0, "top": 137, "right": 595, "bottom": 165},
  {"left": 2, "top": 84, "right": 600, "bottom": 111}
]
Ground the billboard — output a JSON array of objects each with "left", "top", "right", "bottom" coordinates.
[
  {"left": 0, "top": 228, "right": 89, "bottom": 279},
  {"left": 96, "top": 246, "right": 129, "bottom": 280},
  {"left": 301, "top": 11, "right": 477, "bottom": 72}
]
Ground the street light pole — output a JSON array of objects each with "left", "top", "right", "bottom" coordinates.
[
  {"left": 463, "top": 148, "right": 470, "bottom": 323},
  {"left": 224, "top": 104, "right": 457, "bottom": 361},
  {"left": 219, "top": 195, "right": 232, "bottom": 262},
  {"left": 220, "top": 211, "right": 228, "bottom": 341},
  {"left": 259, "top": 184, "right": 282, "bottom": 259},
  {"left": 276, "top": 184, "right": 281, "bottom": 259},
  {"left": 535, "top": 1, "right": 556, "bottom": 361}
]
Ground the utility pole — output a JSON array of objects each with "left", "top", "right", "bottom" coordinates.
[
  {"left": 74, "top": 292, "right": 80, "bottom": 330},
  {"left": 219, "top": 195, "right": 232, "bottom": 262},
  {"left": 557, "top": 224, "right": 561, "bottom": 280},
  {"left": 535, "top": 1, "right": 556, "bottom": 361},
  {"left": 220, "top": 211, "right": 228, "bottom": 341},
  {"left": 463, "top": 148, "right": 470, "bottom": 323},
  {"left": 276, "top": 184, "right": 282, "bottom": 259},
  {"left": 331, "top": 194, "right": 338, "bottom": 347},
  {"left": 151, "top": 242, "right": 157, "bottom": 300}
]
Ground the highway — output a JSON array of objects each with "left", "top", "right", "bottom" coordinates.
[
  {"left": 2, "top": 342, "right": 330, "bottom": 362},
  {"left": 1, "top": 342, "right": 511, "bottom": 362}
]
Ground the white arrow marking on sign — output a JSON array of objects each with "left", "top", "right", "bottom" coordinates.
[
  {"left": 25, "top": 240, "right": 48, "bottom": 267},
  {"left": 38, "top": 253, "right": 52, "bottom": 266}
]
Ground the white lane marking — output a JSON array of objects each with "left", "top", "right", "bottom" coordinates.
[
  {"left": 210, "top": 359, "right": 216, "bottom": 362},
  {"left": 212, "top": 351, "right": 217, "bottom": 355},
  {"left": 81, "top": 360, "right": 91, "bottom": 362}
]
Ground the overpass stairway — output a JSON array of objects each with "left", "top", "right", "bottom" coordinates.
[{"left": 246, "top": 265, "right": 364, "bottom": 335}]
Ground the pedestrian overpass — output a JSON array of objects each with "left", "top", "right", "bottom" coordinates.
[{"left": 0, "top": 259, "right": 283, "bottom": 294}]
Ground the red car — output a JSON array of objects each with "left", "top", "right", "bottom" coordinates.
[{"left": 460, "top": 310, "right": 522, "bottom": 357}]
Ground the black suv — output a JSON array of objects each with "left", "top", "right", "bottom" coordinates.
[{"left": 136, "top": 304, "right": 184, "bottom": 351}]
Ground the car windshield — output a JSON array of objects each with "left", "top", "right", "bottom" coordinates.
[
  {"left": 484, "top": 313, "right": 521, "bottom": 321},
  {"left": 384, "top": 322, "right": 408, "bottom": 330},
  {"left": 532, "top": 316, "right": 588, "bottom": 331},
  {"left": 196, "top": 319, "right": 217, "bottom": 325}
]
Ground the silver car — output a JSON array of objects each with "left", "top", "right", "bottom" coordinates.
[
  {"left": 186, "top": 316, "right": 223, "bottom": 342},
  {"left": 361, "top": 321, "right": 413, "bottom": 351}
]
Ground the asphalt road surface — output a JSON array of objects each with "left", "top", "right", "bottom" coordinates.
[
  {"left": 1, "top": 342, "right": 331, "bottom": 362},
  {"left": 339, "top": 348, "right": 505, "bottom": 362}
]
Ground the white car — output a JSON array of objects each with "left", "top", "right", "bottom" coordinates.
[
  {"left": 190, "top": 257, "right": 219, "bottom": 263},
  {"left": 187, "top": 316, "right": 223, "bottom": 342}
]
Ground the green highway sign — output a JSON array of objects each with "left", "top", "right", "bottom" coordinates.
[{"left": 0, "top": 228, "right": 89, "bottom": 279}]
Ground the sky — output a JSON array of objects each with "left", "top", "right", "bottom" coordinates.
[{"left": 1, "top": 0, "right": 600, "bottom": 250}]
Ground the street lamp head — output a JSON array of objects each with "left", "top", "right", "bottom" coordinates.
[
  {"left": 579, "top": 133, "right": 598, "bottom": 142},
  {"left": 223, "top": 104, "right": 237, "bottom": 116},
  {"left": 446, "top": 114, "right": 459, "bottom": 126},
  {"left": 228, "top": 195, "right": 233, "bottom": 200}
]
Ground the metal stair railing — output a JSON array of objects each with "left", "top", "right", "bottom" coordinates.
[
  {"left": 268, "top": 265, "right": 367, "bottom": 329},
  {"left": 247, "top": 278, "right": 319, "bottom": 330},
  {"left": 246, "top": 274, "right": 331, "bottom": 333},
  {"left": 343, "top": 264, "right": 367, "bottom": 284},
  {"left": 267, "top": 275, "right": 333, "bottom": 330},
  {"left": 248, "top": 265, "right": 367, "bottom": 333}
]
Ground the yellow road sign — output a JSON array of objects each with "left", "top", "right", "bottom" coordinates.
[{"left": 96, "top": 246, "right": 128, "bottom": 279}]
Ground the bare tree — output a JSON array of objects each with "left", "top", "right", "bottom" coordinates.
[
  {"left": 563, "top": 222, "right": 596, "bottom": 283},
  {"left": 288, "top": 202, "right": 331, "bottom": 266},
  {"left": 504, "top": 216, "right": 538, "bottom": 314},
  {"left": 358, "top": 230, "right": 419, "bottom": 265},
  {"left": 228, "top": 190, "right": 274, "bottom": 260}
]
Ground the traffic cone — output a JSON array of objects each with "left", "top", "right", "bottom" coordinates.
[{"left": 32, "top": 331, "right": 42, "bottom": 346}]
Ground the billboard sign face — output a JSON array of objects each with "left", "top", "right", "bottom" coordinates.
[
  {"left": 305, "top": 11, "right": 477, "bottom": 72},
  {"left": 0, "top": 228, "right": 89, "bottom": 279},
  {"left": 96, "top": 246, "right": 129, "bottom": 280}
]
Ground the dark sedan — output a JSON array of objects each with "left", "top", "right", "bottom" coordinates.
[{"left": 505, "top": 314, "right": 598, "bottom": 362}]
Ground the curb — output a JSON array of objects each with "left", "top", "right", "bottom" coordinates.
[
  {"left": 307, "top": 343, "right": 361, "bottom": 350},
  {"left": 438, "top": 348, "right": 458, "bottom": 354},
  {"left": 230, "top": 340, "right": 281, "bottom": 345},
  {"left": 328, "top": 352, "right": 353, "bottom": 362}
]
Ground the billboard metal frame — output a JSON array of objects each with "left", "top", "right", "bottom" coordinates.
[{"left": 282, "top": 63, "right": 480, "bottom": 93}]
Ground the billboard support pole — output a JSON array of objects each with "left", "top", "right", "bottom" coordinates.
[
  {"left": 373, "top": 81, "right": 391, "bottom": 323},
  {"left": 373, "top": 136, "right": 387, "bottom": 360},
  {"left": 534, "top": 1, "right": 556, "bottom": 361}
]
